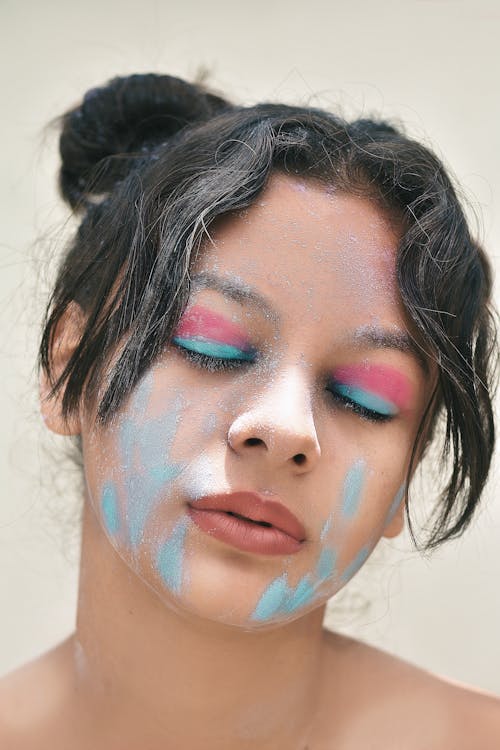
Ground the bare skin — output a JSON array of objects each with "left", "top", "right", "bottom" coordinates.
[
  {"left": 1, "top": 503, "right": 500, "bottom": 747},
  {"left": 1, "top": 175, "right": 499, "bottom": 748}
]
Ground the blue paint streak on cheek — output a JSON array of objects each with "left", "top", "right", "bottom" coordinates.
[
  {"left": 101, "top": 482, "right": 120, "bottom": 534},
  {"left": 341, "top": 459, "right": 366, "bottom": 518},
  {"left": 122, "top": 393, "right": 185, "bottom": 549},
  {"left": 251, "top": 574, "right": 289, "bottom": 621},
  {"left": 156, "top": 518, "right": 189, "bottom": 594},
  {"left": 320, "top": 513, "right": 333, "bottom": 542},
  {"left": 316, "top": 548, "right": 337, "bottom": 581},
  {"left": 125, "top": 473, "right": 149, "bottom": 547},
  {"left": 133, "top": 369, "right": 154, "bottom": 413},
  {"left": 340, "top": 544, "right": 371, "bottom": 583},
  {"left": 138, "top": 393, "right": 185, "bottom": 494},
  {"left": 385, "top": 483, "right": 406, "bottom": 526},
  {"left": 119, "top": 418, "right": 136, "bottom": 465}
]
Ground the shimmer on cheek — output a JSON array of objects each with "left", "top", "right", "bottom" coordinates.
[
  {"left": 332, "top": 364, "right": 414, "bottom": 412},
  {"left": 173, "top": 304, "right": 253, "bottom": 353}
]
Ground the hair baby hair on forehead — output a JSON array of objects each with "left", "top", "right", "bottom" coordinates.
[{"left": 39, "top": 72, "right": 497, "bottom": 552}]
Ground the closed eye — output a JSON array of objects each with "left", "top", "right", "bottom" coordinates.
[
  {"left": 172, "top": 336, "right": 257, "bottom": 372},
  {"left": 329, "top": 383, "right": 398, "bottom": 423}
]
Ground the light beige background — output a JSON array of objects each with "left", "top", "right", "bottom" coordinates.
[{"left": 1, "top": 0, "right": 499, "bottom": 694}]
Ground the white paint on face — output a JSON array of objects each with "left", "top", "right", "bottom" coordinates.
[{"left": 79, "top": 174, "right": 429, "bottom": 630}]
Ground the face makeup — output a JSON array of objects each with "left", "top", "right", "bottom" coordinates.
[
  {"left": 187, "top": 491, "right": 306, "bottom": 555},
  {"left": 172, "top": 304, "right": 256, "bottom": 361},
  {"left": 79, "top": 175, "right": 427, "bottom": 630},
  {"left": 341, "top": 459, "right": 366, "bottom": 519},
  {"left": 332, "top": 363, "right": 414, "bottom": 416}
]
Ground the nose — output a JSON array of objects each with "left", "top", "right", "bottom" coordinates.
[{"left": 227, "top": 366, "right": 321, "bottom": 473}]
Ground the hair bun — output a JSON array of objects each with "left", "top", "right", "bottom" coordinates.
[{"left": 59, "top": 73, "right": 230, "bottom": 209}]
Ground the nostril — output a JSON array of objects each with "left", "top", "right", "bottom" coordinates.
[
  {"left": 293, "top": 453, "right": 307, "bottom": 466},
  {"left": 245, "top": 437, "right": 264, "bottom": 447}
]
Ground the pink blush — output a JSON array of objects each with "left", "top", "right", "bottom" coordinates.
[
  {"left": 174, "top": 305, "right": 250, "bottom": 349},
  {"left": 333, "top": 364, "right": 414, "bottom": 411}
]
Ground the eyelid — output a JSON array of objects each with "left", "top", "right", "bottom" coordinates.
[
  {"left": 328, "top": 382, "right": 397, "bottom": 424},
  {"left": 172, "top": 336, "right": 256, "bottom": 362},
  {"left": 333, "top": 383, "right": 399, "bottom": 417},
  {"left": 332, "top": 364, "right": 413, "bottom": 413}
]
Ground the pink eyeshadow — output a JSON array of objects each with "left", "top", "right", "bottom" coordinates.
[
  {"left": 332, "top": 364, "right": 414, "bottom": 411},
  {"left": 174, "top": 305, "right": 250, "bottom": 349}
]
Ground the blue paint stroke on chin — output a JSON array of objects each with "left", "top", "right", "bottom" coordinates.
[
  {"left": 101, "top": 481, "right": 120, "bottom": 534},
  {"left": 341, "top": 459, "right": 366, "bottom": 518},
  {"left": 340, "top": 544, "right": 371, "bottom": 583},
  {"left": 251, "top": 543, "right": 338, "bottom": 622},
  {"left": 385, "top": 483, "right": 406, "bottom": 526},
  {"left": 156, "top": 517, "right": 189, "bottom": 594},
  {"left": 251, "top": 574, "right": 289, "bottom": 621},
  {"left": 282, "top": 575, "right": 315, "bottom": 613}
]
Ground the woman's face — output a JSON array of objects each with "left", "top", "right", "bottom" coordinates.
[{"left": 78, "top": 174, "right": 430, "bottom": 629}]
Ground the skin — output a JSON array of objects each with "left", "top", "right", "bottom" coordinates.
[{"left": 1, "top": 174, "right": 500, "bottom": 749}]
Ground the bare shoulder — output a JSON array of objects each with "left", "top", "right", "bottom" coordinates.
[
  {"left": 318, "top": 630, "right": 500, "bottom": 749},
  {"left": 0, "top": 637, "right": 77, "bottom": 748}
]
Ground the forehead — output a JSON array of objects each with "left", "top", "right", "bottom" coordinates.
[{"left": 196, "top": 173, "right": 403, "bottom": 326}]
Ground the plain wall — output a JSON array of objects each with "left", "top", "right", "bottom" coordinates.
[{"left": 1, "top": 0, "right": 499, "bottom": 693}]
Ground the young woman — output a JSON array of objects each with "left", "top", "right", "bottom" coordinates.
[{"left": 1, "top": 73, "right": 499, "bottom": 748}]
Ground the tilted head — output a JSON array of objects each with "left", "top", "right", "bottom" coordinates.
[{"left": 38, "top": 74, "right": 496, "bottom": 628}]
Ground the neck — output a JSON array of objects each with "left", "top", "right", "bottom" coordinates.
[{"left": 72, "top": 500, "right": 329, "bottom": 750}]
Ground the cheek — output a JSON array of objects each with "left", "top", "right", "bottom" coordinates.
[
  {"left": 315, "top": 454, "right": 408, "bottom": 587},
  {"left": 84, "top": 370, "right": 187, "bottom": 550},
  {"left": 85, "top": 363, "right": 231, "bottom": 556},
  {"left": 249, "top": 458, "right": 407, "bottom": 625}
]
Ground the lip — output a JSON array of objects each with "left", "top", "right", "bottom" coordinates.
[{"left": 187, "top": 492, "right": 306, "bottom": 556}]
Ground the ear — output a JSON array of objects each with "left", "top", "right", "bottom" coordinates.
[{"left": 39, "top": 302, "right": 86, "bottom": 436}]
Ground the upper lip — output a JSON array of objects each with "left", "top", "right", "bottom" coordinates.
[{"left": 188, "top": 492, "right": 306, "bottom": 542}]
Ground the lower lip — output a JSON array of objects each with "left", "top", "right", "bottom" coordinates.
[{"left": 187, "top": 506, "right": 303, "bottom": 555}]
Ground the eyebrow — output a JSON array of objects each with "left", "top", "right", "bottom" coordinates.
[
  {"left": 350, "top": 325, "right": 430, "bottom": 375},
  {"left": 190, "top": 271, "right": 279, "bottom": 321},
  {"left": 190, "top": 272, "right": 429, "bottom": 375}
]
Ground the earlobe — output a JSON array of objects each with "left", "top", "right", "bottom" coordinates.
[{"left": 38, "top": 301, "right": 86, "bottom": 436}]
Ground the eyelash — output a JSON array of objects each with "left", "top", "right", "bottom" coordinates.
[
  {"left": 327, "top": 389, "right": 393, "bottom": 424},
  {"left": 174, "top": 346, "right": 254, "bottom": 373},
  {"left": 173, "top": 343, "right": 394, "bottom": 424}
]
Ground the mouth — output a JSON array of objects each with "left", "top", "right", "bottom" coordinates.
[
  {"left": 186, "top": 491, "right": 306, "bottom": 556},
  {"left": 225, "top": 511, "right": 273, "bottom": 527},
  {"left": 188, "top": 491, "right": 306, "bottom": 540}
]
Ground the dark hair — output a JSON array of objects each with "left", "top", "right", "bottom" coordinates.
[{"left": 39, "top": 73, "right": 497, "bottom": 551}]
